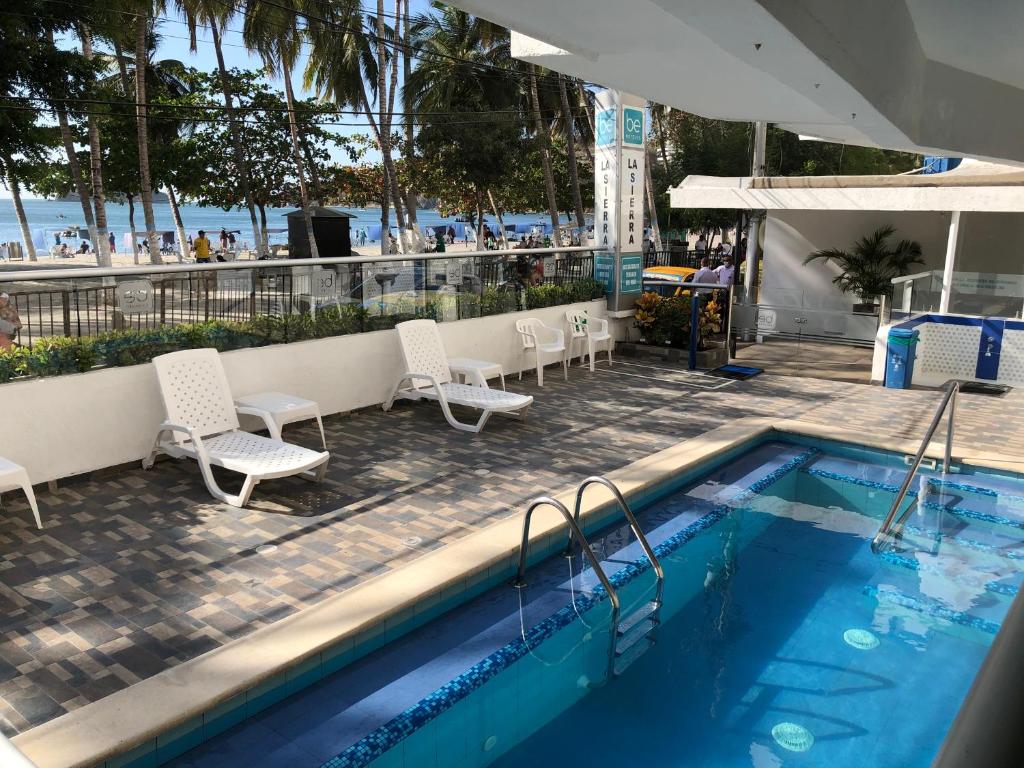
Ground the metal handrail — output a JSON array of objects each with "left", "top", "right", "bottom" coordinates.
[
  {"left": 513, "top": 496, "right": 621, "bottom": 683},
  {"left": 871, "top": 381, "right": 960, "bottom": 553},
  {"left": 569, "top": 477, "right": 665, "bottom": 614}
]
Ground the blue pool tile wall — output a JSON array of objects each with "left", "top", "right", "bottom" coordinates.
[{"left": 138, "top": 432, "right": 1024, "bottom": 767}]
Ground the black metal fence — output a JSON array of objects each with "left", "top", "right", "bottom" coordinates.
[
  {"left": 643, "top": 249, "right": 731, "bottom": 270},
  {"left": 3, "top": 251, "right": 596, "bottom": 350}
]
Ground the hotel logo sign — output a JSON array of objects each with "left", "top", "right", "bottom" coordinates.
[
  {"left": 622, "top": 107, "right": 644, "bottom": 147},
  {"left": 595, "top": 108, "right": 616, "bottom": 148}
]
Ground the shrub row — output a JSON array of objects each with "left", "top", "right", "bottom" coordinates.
[{"left": 0, "top": 281, "right": 605, "bottom": 384}]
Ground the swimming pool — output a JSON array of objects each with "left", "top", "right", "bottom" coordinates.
[{"left": 175, "top": 436, "right": 1024, "bottom": 768}]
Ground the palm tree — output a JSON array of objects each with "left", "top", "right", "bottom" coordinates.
[
  {"left": 805, "top": 225, "right": 924, "bottom": 305},
  {"left": 399, "top": 0, "right": 419, "bottom": 247},
  {"left": 179, "top": 0, "right": 265, "bottom": 254},
  {"left": 81, "top": 27, "right": 115, "bottom": 269},
  {"left": 528, "top": 65, "right": 562, "bottom": 246},
  {"left": 405, "top": 6, "right": 515, "bottom": 249},
  {"left": 304, "top": 0, "right": 407, "bottom": 254},
  {"left": 557, "top": 73, "right": 585, "bottom": 230},
  {"left": 244, "top": 0, "right": 319, "bottom": 258},
  {"left": 2, "top": 157, "right": 37, "bottom": 261},
  {"left": 132, "top": 4, "right": 163, "bottom": 264}
]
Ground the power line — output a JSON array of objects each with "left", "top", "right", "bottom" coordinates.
[
  {"left": 0, "top": 99, "right": 589, "bottom": 130},
  {"left": 2, "top": 93, "right": 585, "bottom": 120}
]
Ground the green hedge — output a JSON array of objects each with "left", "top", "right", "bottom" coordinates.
[{"left": 0, "top": 281, "right": 605, "bottom": 384}]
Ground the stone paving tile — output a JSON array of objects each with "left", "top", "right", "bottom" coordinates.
[{"left": 1, "top": 357, "right": 1023, "bottom": 735}]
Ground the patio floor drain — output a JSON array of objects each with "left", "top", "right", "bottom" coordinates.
[
  {"left": 402, "top": 536, "right": 423, "bottom": 547},
  {"left": 256, "top": 544, "right": 278, "bottom": 555}
]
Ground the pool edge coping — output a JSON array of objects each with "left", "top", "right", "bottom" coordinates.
[{"left": 13, "top": 415, "right": 1016, "bottom": 768}]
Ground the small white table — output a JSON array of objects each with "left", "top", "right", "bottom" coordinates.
[
  {"left": 234, "top": 392, "right": 328, "bottom": 450},
  {"left": 0, "top": 457, "right": 42, "bottom": 529},
  {"left": 447, "top": 358, "right": 506, "bottom": 390}
]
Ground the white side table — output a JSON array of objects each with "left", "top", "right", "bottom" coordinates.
[
  {"left": 0, "top": 458, "right": 42, "bottom": 529},
  {"left": 234, "top": 392, "right": 328, "bottom": 450},
  {"left": 447, "top": 358, "right": 506, "bottom": 390}
]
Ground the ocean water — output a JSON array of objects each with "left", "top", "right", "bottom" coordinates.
[{"left": 0, "top": 199, "right": 571, "bottom": 251}]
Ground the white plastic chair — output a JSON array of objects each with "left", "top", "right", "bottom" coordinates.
[
  {"left": 0, "top": 458, "right": 41, "bottom": 529},
  {"left": 383, "top": 319, "right": 532, "bottom": 433},
  {"left": 516, "top": 318, "right": 567, "bottom": 386},
  {"left": 566, "top": 310, "right": 613, "bottom": 372},
  {"left": 143, "top": 349, "right": 330, "bottom": 508}
]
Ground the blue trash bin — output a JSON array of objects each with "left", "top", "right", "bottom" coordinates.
[{"left": 885, "top": 328, "right": 919, "bottom": 388}]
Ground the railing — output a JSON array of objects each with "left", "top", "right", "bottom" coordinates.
[
  {"left": 2, "top": 247, "right": 597, "bottom": 350},
  {"left": 513, "top": 495, "right": 621, "bottom": 684},
  {"left": 0, "top": 247, "right": 602, "bottom": 382},
  {"left": 871, "top": 381, "right": 960, "bottom": 553},
  {"left": 643, "top": 249, "right": 731, "bottom": 270}
]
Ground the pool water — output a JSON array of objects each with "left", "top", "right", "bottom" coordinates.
[{"left": 175, "top": 437, "right": 1024, "bottom": 768}]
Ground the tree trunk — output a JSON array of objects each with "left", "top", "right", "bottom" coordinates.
[
  {"left": 380, "top": 187, "right": 390, "bottom": 256},
  {"left": 134, "top": 14, "right": 162, "bottom": 265},
  {"left": 48, "top": 30, "right": 100, "bottom": 259},
  {"left": 257, "top": 203, "right": 268, "bottom": 252},
  {"left": 653, "top": 108, "right": 671, "bottom": 170},
  {"left": 376, "top": 0, "right": 409, "bottom": 252},
  {"left": 474, "top": 190, "right": 485, "bottom": 252},
  {"left": 282, "top": 69, "right": 319, "bottom": 259},
  {"left": 400, "top": 0, "right": 419, "bottom": 249},
  {"left": 487, "top": 189, "right": 508, "bottom": 249},
  {"left": 80, "top": 28, "right": 113, "bottom": 272},
  {"left": 127, "top": 193, "right": 139, "bottom": 265},
  {"left": 644, "top": 158, "right": 663, "bottom": 252},
  {"left": 211, "top": 23, "right": 263, "bottom": 256},
  {"left": 529, "top": 67, "right": 563, "bottom": 246},
  {"left": 166, "top": 184, "right": 189, "bottom": 262},
  {"left": 576, "top": 80, "right": 595, "bottom": 166},
  {"left": 559, "top": 74, "right": 586, "bottom": 229},
  {"left": 113, "top": 37, "right": 131, "bottom": 94},
  {"left": 5, "top": 159, "right": 37, "bottom": 261},
  {"left": 301, "top": 134, "right": 323, "bottom": 202}
]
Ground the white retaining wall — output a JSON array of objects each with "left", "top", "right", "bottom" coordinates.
[{"left": 0, "top": 300, "right": 608, "bottom": 484}]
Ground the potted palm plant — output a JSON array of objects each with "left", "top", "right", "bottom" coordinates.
[{"left": 804, "top": 225, "right": 924, "bottom": 314}]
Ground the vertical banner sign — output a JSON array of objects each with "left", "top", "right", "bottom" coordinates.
[{"left": 593, "top": 90, "right": 646, "bottom": 314}]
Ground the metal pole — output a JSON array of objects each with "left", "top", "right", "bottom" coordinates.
[
  {"left": 689, "top": 291, "right": 700, "bottom": 370},
  {"left": 740, "top": 122, "right": 767, "bottom": 342},
  {"left": 944, "top": 389, "right": 956, "bottom": 472}
]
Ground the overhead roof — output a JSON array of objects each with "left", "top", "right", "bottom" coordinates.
[
  {"left": 449, "top": 0, "right": 1024, "bottom": 164},
  {"left": 669, "top": 160, "right": 1024, "bottom": 212}
]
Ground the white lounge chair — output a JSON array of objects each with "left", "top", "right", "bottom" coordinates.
[
  {"left": 516, "top": 318, "right": 567, "bottom": 387},
  {"left": 383, "top": 319, "right": 532, "bottom": 433},
  {"left": 566, "top": 310, "right": 613, "bottom": 372},
  {"left": 143, "top": 349, "right": 330, "bottom": 507},
  {"left": 0, "top": 458, "right": 41, "bottom": 529}
]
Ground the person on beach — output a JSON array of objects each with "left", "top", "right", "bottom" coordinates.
[
  {"left": 194, "top": 230, "right": 212, "bottom": 263},
  {"left": 0, "top": 293, "right": 23, "bottom": 351},
  {"left": 108, "top": 232, "right": 116, "bottom": 254},
  {"left": 219, "top": 229, "right": 229, "bottom": 252}
]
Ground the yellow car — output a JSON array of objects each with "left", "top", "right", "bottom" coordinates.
[{"left": 642, "top": 266, "right": 697, "bottom": 297}]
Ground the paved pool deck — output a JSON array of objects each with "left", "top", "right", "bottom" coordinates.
[{"left": 1, "top": 356, "right": 1022, "bottom": 737}]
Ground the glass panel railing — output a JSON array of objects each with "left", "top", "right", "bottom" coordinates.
[{"left": 0, "top": 248, "right": 603, "bottom": 384}]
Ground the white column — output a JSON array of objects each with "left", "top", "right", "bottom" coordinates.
[{"left": 939, "top": 211, "right": 961, "bottom": 314}]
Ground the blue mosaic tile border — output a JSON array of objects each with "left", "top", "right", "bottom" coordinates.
[
  {"left": 863, "top": 584, "right": 1001, "bottom": 636},
  {"left": 928, "top": 477, "right": 1024, "bottom": 506},
  {"left": 879, "top": 552, "right": 1019, "bottom": 599},
  {"left": 804, "top": 467, "right": 1024, "bottom": 530},
  {"left": 320, "top": 447, "right": 821, "bottom": 768}
]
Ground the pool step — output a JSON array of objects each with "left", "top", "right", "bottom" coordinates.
[
  {"left": 612, "top": 600, "right": 660, "bottom": 676},
  {"left": 613, "top": 635, "right": 654, "bottom": 676}
]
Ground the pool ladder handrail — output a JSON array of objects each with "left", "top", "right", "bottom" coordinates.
[
  {"left": 872, "top": 381, "right": 959, "bottom": 553},
  {"left": 514, "top": 477, "right": 664, "bottom": 681},
  {"left": 514, "top": 496, "right": 622, "bottom": 683}
]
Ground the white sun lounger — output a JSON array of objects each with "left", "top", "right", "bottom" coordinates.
[
  {"left": 383, "top": 319, "right": 533, "bottom": 433},
  {"left": 143, "top": 349, "right": 330, "bottom": 507}
]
